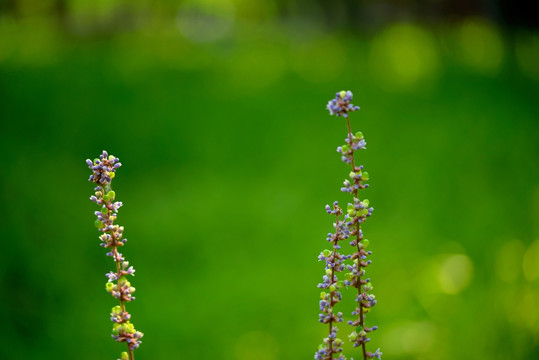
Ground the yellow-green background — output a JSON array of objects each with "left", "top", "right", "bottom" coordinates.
[{"left": 1, "top": 1, "right": 538, "bottom": 359}]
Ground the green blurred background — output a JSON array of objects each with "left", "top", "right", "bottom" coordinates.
[{"left": 1, "top": 1, "right": 538, "bottom": 359}]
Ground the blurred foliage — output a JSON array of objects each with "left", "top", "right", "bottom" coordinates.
[{"left": 1, "top": 2, "right": 538, "bottom": 360}]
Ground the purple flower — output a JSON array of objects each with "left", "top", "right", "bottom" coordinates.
[
  {"left": 86, "top": 150, "right": 122, "bottom": 186},
  {"left": 369, "top": 348, "right": 382, "bottom": 359},
  {"left": 326, "top": 90, "right": 360, "bottom": 117}
]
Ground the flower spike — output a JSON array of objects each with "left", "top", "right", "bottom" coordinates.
[{"left": 87, "top": 151, "right": 144, "bottom": 359}]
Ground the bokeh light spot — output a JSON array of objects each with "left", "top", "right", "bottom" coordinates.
[
  {"left": 68, "top": 0, "right": 119, "bottom": 18},
  {"left": 383, "top": 321, "right": 437, "bottom": 355},
  {"left": 519, "top": 290, "right": 539, "bottom": 336},
  {"left": 515, "top": 32, "right": 539, "bottom": 80},
  {"left": 523, "top": 239, "right": 539, "bottom": 282},
  {"left": 0, "top": 18, "right": 15, "bottom": 63},
  {"left": 234, "top": 331, "right": 278, "bottom": 360},
  {"left": 456, "top": 19, "right": 504, "bottom": 74},
  {"left": 177, "top": 0, "right": 235, "bottom": 43},
  {"left": 18, "top": 0, "right": 56, "bottom": 16},
  {"left": 369, "top": 23, "right": 439, "bottom": 92},
  {"left": 438, "top": 254, "right": 473, "bottom": 294},
  {"left": 495, "top": 239, "right": 525, "bottom": 282}
]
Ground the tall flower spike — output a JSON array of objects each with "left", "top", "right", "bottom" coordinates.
[
  {"left": 321, "top": 91, "right": 381, "bottom": 360},
  {"left": 87, "top": 151, "right": 144, "bottom": 360}
]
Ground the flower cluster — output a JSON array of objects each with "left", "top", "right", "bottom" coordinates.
[
  {"left": 326, "top": 91, "right": 360, "bottom": 118},
  {"left": 87, "top": 151, "right": 121, "bottom": 185},
  {"left": 337, "top": 132, "right": 367, "bottom": 166},
  {"left": 315, "top": 202, "right": 350, "bottom": 360},
  {"left": 87, "top": 151, "right": 143, "bottom": 359},
  {"left": 316, "top": 92, "right": 382, "bottom": 360}
]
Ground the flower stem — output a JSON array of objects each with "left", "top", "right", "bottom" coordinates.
[
  {"left": 346, "top": 116, "right": 367, "bottom": 360},
  {"left": 105, "top": 182, "right": 134, "bottom": 360},
  {"left": 114, "top": 248, "right": 135, "bottom": 360},
  {"left": 88, "top": 152, "right": 143, "bottom": 360}
]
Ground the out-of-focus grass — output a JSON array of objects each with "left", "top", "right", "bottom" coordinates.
[{"left": 0, "top": 12, "right": 538, "bottom": 360}]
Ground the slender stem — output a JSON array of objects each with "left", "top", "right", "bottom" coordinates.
[
  {"left": 105, "top": 185, "right": 134, "bottom": 360},
  {"left": 114, "top": 252, "right": 126, "bottom": 313},
  {"left": 114, "top": 249, "right": 134, "bottom": 360},
  {"left": 346, "top": 118, "right": 356, "bottom": 170},
  {"left": 346, "top": 116, "right": 368, "bottom": 360}
]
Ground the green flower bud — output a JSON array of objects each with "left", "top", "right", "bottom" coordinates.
[
  {"left": 125, "top": 322, "right": 135, "bottom": 333},
  {"left": 106, "top": 282, "right": 114, "bottom": 292},
  {"left": 320, "top": 291, "right": 327, "bottom": 299},
  {"left": 361, "top": 239, "right": 369, "bottom": 248},
  {"left": 356, "top": 325, "right": 363, "bottom": 333},
  {"left": 341, "top": 145, "right": 350, "bottom": 154},
  {"left": 326, "top": 268, "right": 332, "bottom": 276},
  {"left": 355, "top": 131, "right": 364, "bottom": 140},
  {"left": 95, "top": 220, "right": 104, "bottom": 229},
  {"left": 120, "top": 352, "right": 129, "bottom": 360},
  {"left": 112, "top": 323, "right": 120, "bottom": 335},
  {"left": 329, "top": 285, "right": 336, "bottom": 292},
  {"left": 339, "top": 90, "right": 347, "bottom": 99},
  {"left": 362, "top": 172, "right": 369, "bottom": 181},
  {"left": 322, "top": 249, "right": 332, "bottom": 257},
  {"left": 349, "top": 332, "right": 358, "bottom": 341}
]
